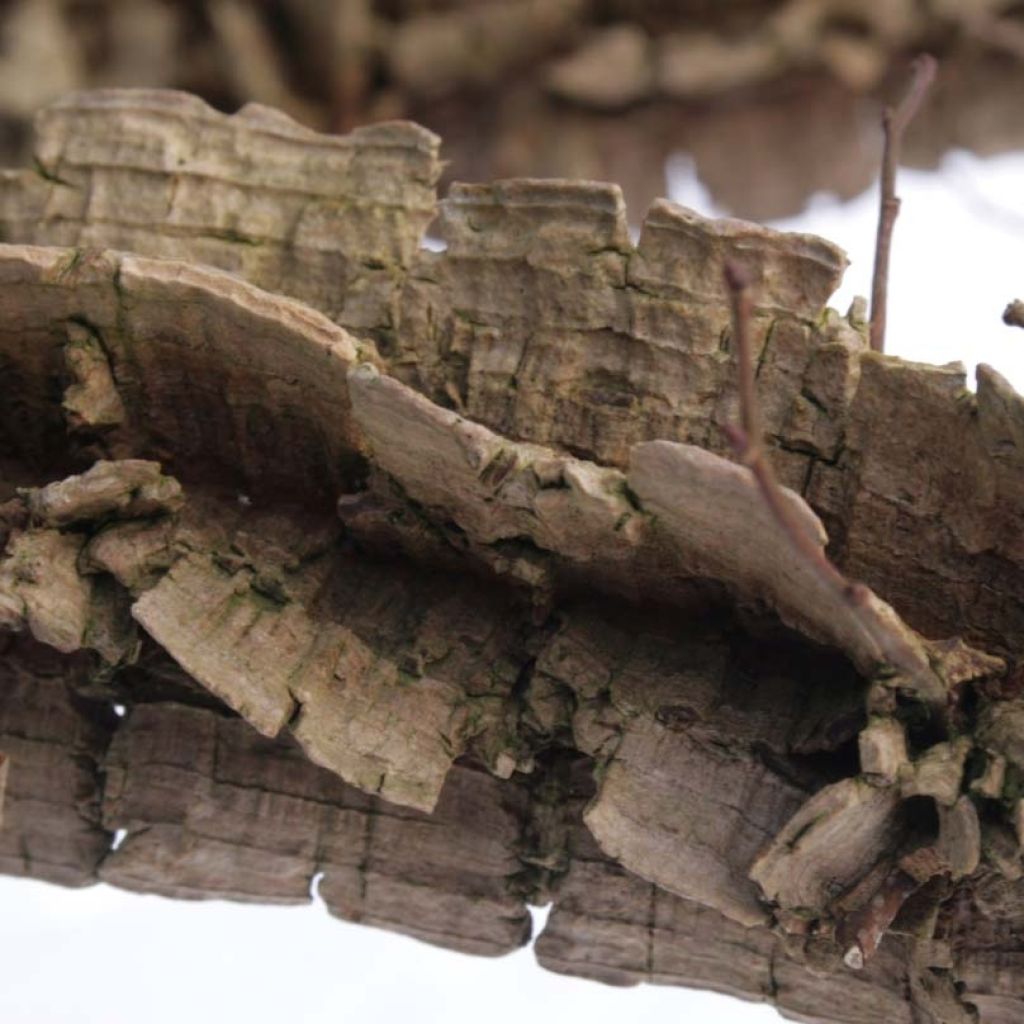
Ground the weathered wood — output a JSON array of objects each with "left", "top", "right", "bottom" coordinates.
[{"left": 0, "top": 91, "right": 1022, "bottom": 1023}]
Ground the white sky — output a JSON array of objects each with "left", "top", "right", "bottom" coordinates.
[{"left": 1, "top": 153, "right": 1023, "bottom": 1024}]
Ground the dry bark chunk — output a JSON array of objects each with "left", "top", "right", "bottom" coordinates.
[
  {"left": 0, "top": 640, "right": 113, "bottom": 886},
  {"left": 860, "top": 717, "right": 909, "bottom": 784},
  {"left": 27, "top": 459, "right": 182, "bottom": 527},
  {"left": 62, "top": 320, "right": 126, "bottom": 433},
  {"left": 0, "top": 529, "right": 93, "bottom": 653},
  {"left": 750, "top": 778, "right": 904, "bottom": 915},
  {"left": 583, "top": 714, "right": 803, "bottom": 927},
  {"left": 2, "top": 89, "right": 440, "bottom": 334}
]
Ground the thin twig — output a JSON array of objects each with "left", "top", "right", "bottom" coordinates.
[
  {"left": 723, "top": 261, "right": 922, "bottom": 677},
  {"left": 722, "top": 263, "right": 857, "bottom": 601},
  {"left": 869, "top": 55, "right": 937, "bottom": 354}
]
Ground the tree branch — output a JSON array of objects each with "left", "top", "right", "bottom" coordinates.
[
  {"left": 723, "top": 261, "right": 923, "bottom": 678},
  {"left": 869, "top": 55, "right": 937, "bottom": 354}
]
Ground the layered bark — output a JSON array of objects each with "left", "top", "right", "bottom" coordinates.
[{"left": 0, "top": 91, "right": 1023, "bottom": 1023}]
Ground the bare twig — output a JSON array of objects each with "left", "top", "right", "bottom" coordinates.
[
  {"left": 723, "top": 261, "right": 922, "bottom": 677},
  {"left": 1003, "top": 299, "right": 1024, "bottom": 329},
  {"left": 722, "top": 262, "right": 856, "bottom": 600},
  {"left": 869, "top": 55, "right": 937, "bottom": 354}
]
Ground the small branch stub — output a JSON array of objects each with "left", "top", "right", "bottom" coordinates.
[
  {"left": 869, "top": 55, "right": 937, "bottom": 354},
  {"left": 1003, "top": 299, "right": 1024, "bottom": 329}
]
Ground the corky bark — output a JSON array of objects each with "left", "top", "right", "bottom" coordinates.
[{"left": 1, "top": 91, "right": 1023, "bottom": 1023}]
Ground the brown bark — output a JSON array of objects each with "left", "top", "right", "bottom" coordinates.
[{"left": 0, "top": 91, "right": 1023, "bottom": 1023}]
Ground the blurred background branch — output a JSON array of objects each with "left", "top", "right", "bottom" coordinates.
[{"left": 2, "top": 0, "right": 1024, "bottom": 220}]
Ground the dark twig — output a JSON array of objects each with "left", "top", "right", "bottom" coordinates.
[
  {"left": 869, "top": 54, "right": 937, "bottom": 354},
  {"left": 1003, "top": 300, "right": 1024, "bottom": 329},
  {"left": 723, "top": 261, "right": 922, "bottom": 677}
]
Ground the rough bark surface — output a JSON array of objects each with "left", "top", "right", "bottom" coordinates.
[{"left": 1, "top": 91, "right": 1023, "bottom": 1023}]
